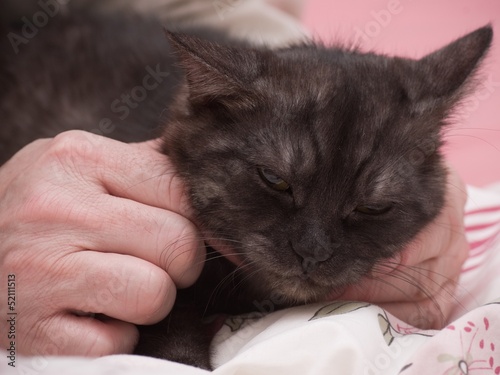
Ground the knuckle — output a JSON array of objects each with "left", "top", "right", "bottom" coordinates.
[
  {"left": 160, "top": 222, "right": 203, "bottom": 287},
  {"left": 175, "top": 186, "right": 193, "bottom": 218},
  {"left": 94, "top": 329, "right": 136, "bottom": 355},
  {"left": 135, "top": 267, "right": 174, "bottom": 322},
  {"left": 83, "top": 327, "right": 121, "bottom": 356},
  {"left": 87, "top": 337, "right": 113, "bottom": 356},
  {"left": 88, "top": 267, "right": 126, "bottom": 309},
  {"left": 170, "top": 174, "right": 192, "bottom": 216},
  {"left": 157, "top": 168, "right": 191, "bottom": 216},
  {"left": 151, "top": 155, "right": 192, "bottom": 216},
  {"left": 47, "top": 130, "right": 99, "bottom": 166}
]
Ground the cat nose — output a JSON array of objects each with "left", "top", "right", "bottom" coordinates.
[{"left": 291, "top": 238, "right": 339, "bottom": 275}]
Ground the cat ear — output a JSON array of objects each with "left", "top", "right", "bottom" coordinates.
[
  {"left": 414, "top": 25, "right": 493, "bottom": 102},
  {"left": 165, "top": 30, "right": 260, "bottom": 110}
]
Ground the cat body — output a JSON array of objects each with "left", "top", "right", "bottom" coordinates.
[{"left": 0, "top": 9, "right": 493, "bottom": 369}]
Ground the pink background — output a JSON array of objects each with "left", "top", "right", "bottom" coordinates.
[{"left": 301, "top": 0, "right": 500, "bottom": 186}]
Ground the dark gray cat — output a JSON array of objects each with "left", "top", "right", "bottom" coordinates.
[{"left": 0, "top": 8, "right": 493, "bottom": 370}]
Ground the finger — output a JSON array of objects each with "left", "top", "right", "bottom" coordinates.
[
  {"left": 38, "top": 131, "right": 191, "bottom": 217},
  {"left": 103, "top": 143, "right": 192, "bottom": 217},
  {"left": 70, "top": 131, "right": 193, "bottom": 218},
  {"left": 341, "top": 221, "right": 468, "bottom": 304},
  {"left": 445, "top": 166, "right": 468, "bottom": 211},
  {"left": 13, "top": 133, "right": 205, "bottom": 288},
  {"left": 58, "top": 252, "right": 176, "bottom": 325},
  {"left": 373, "top": 167, "right": 468, "bottom": 275},
  {"left": 81, "top": 195, "right": 206, "bottom": 288},
  {"left": 27, "top": 313, "right": 139, "bottom": 356},
  {"left": 377, "top": 277, "right": 459, "bottom": 330},
  {"left": 373, "top": 255, "right": 461, "bottom": 303},
  {"left": 342, "top": 242, "right": 466, "bottom": 304},
  {"left": 373, "top": 171, "right": 469, "bottom": 302}
]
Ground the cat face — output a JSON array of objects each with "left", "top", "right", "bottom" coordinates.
[{"left": 162, "top": 27, "right": 492, "bottom": 303}]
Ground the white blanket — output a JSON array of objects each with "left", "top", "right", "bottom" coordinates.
[{"left": 3, "top": 185, "right": 500, "bottom": 375}]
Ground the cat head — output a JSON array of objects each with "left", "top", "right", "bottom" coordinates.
[{"left": 162, "top": 26, "right": 492, "bottom": 303}]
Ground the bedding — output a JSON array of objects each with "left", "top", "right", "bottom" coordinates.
[{"left": 2, "top": 184, "right": 500, "bottom": 375}]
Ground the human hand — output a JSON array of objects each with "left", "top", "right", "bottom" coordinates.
[
  {"left": 0, "top": 131, "right": 205, "bottom": 356},
  {"left": 337, "top": 166, "right": 469, "bottom": 329}
]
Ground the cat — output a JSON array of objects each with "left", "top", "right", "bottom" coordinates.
[{"left": 0, "top": 7, "right": 493, "bottom": 370}]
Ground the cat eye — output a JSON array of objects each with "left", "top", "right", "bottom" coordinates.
[
  {"left": 355, "top": 204, "right": 392, "bottom": 215},
  {"left": 257, "top": 167, "right": 290, "bottom": 191}
]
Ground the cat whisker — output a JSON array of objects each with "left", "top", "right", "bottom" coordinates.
[
  {"left": 444, "top": 133, "right": 500, "bottom": 153},
  {"left": 372, "top": 261, "right": 453, "bottom": 298},
  {"left": 447, "top": 126, "right": 500, "bottom": 132},
  {"left": 228, "top": 262, "right": 261, "bottom": 295},
  {"left": 369, "top": 261, "right": 471, "bottom": 326},
  {"left": 125, "top": 170, "right": 179, "bottom": 192},
  {"left": 368, "top": 272, "right": 444, "bottom": 322},
  {"left": 159, "top": 244, "right": 247, "bottom": 276},
  {"left": 202, "top": 262, "right": 256, "bottom": 316},
  {"left": 156, "top": 232, "right": 247, "bottom": 270},
  {"left": 384, "top": 262, "right": 473, "bottom": 314},
  {"left": 364, "top": 273, "right": 445, "bottom": 327}
]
